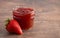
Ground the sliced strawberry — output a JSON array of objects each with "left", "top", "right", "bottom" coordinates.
[{"left": 5, "top": 19, "right": 23, "bottom": 35}]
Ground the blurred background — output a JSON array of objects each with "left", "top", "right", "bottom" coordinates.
[
  {"left": 0, "top": 0, "right": 60, "bottom": 38},
  {"left": 0, "top": 0, "right": 60, "bottom": 20}
]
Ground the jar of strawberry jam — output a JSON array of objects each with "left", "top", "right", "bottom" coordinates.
[{"left": 13, "top": 8, "right": 35, "bottom": 30}]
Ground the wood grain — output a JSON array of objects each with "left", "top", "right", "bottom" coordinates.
[{"left": 0, "top": 0, "right": 60, "bottom": 38}]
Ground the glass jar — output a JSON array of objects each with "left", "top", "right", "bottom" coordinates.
[{"left": 13, "top": 8, "right": 35, "bottom": 30}]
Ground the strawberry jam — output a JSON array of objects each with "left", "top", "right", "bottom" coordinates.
[{"left": 13, "top": 8, "right": 35, "bottom": 30}]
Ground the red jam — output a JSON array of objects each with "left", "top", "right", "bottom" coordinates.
[{"left": 13, "top": 8, "right": 35, "bottom": 30}]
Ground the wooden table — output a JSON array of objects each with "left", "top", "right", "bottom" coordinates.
[{"left": 0, "top": 0, "right": 60, "bottom": 38}]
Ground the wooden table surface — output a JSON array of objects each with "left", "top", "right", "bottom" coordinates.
[{"left": 0, "top": 0, "right": 60, "bottom": 38}]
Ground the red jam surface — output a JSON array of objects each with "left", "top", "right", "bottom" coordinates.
[{"left": 13, "top": 8, "right": 35, "bottom": 30}]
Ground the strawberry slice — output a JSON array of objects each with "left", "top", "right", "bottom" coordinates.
[{"left": 5, "top": 19, "right": 23, "bottom": 35}]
